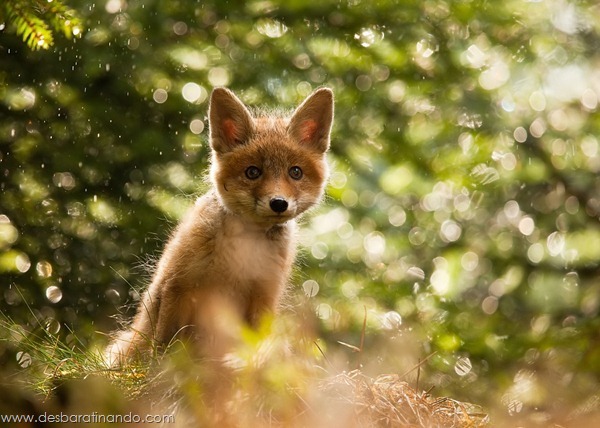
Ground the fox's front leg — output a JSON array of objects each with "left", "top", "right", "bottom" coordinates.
[
  {"left": 153, "top": 283, "right": 198, "bottom": 345},
  {"left": 245, "top": 283, "right": 281, "bottom": 328}
]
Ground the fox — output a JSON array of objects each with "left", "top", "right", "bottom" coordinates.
[{"left": 106, "top": 87, "right": 334, "bottom": 366}]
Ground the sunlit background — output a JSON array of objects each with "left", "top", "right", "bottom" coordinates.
[{"left": 2, "top": 0, "right": 600, "bottom": 422}]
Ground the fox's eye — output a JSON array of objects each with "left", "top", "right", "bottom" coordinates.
[
  {"left": 245, "top": 166, "right": 262, "bottom": 179},
  {"left": 289, "top": 166, "right": 303, "bottom": 180}
]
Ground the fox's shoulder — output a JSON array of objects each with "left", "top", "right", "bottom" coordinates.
[
  {"left": 175, "top": 190, "right": 225, "bottom": 233},
  {"left": 194, "top": 189, "right": 221, "bottom": 209}
]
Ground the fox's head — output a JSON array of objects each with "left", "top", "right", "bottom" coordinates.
[{"left": 208, "top": 87, "right": 333, "bottom": 226}]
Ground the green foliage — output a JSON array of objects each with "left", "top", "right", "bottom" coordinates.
[
  {"left": 2, "top": 0, "right": 600, "bottom": 423},
  {"left": 0, "top": 310, "right": 109, "bottom": 396},
  {"left": 1, "top": 0, "right": 82, "bottom": 50}
]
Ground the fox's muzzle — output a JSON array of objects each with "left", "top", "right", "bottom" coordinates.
[{"left": 269, "top": 197, "right": 289, "bottom": 213}]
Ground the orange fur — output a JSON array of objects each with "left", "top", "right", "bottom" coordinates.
[{"left": 106, "top": 87, "right": 334, "bottom": 366}]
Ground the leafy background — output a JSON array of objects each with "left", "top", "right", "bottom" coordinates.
[{"left": 2, "top": 0, "right": 600, "bottom": 422}]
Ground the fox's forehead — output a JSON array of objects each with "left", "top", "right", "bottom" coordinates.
[
  {"left": 233, "top": 124, "right": 309, "bottom": 171},
  {"left": 253, "top": 116, "right": 289, "bottom": 132}
]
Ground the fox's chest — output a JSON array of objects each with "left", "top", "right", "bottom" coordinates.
[{"left": 213, "top": 218, "right": 296, "bottom": 285}]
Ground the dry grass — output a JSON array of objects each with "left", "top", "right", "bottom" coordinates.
[
  {"left": 126, "top": 364, "right": 491, "bottom": 428},
  {"left": 0, "top": 311, "right": 493, "bottom": 427},
  {"left": 321, "top": 370, "right": 489, "bottom": 428}
]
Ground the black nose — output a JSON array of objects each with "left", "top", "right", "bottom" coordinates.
[{"left": 269, "top": 197, "right": 288, "bottom": 213}]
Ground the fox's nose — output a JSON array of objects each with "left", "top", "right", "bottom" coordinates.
[{"left": 269, "top": 197, "right": 289, "bottom": 213}]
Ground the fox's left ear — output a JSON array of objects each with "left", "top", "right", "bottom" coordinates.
[{"left": 288, "top": 88, "right": 333, "bottom": 153}]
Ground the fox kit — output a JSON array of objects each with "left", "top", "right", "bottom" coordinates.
[{"left": 106, "top": 87, "right": 334, "bottom": 365}]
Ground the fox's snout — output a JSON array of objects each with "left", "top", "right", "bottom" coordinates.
[
  {"left": 269, "top": 197, "right": 289, "bottom": 214},
  {"left": 261, "top": 193, "right": 296, "bottom": 219}
]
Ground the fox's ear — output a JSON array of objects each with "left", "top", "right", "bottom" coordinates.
[
  {"left": 288, "top": 88, "right": 333, "bottom": 153},
  {"left": 209, "top": 88, "right": 254, "bottom": 154}
]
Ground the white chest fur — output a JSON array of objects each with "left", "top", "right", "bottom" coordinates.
[{"left": 213, "top": 216, "right": 295, "bottom": 287}]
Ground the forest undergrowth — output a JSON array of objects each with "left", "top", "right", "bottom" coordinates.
[{"left": 0, "top": 307, "right": 492, "bottom": 428}]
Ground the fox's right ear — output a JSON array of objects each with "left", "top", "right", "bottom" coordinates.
[
  {"left": 209, "top": 88, "right": 254, "bottom": 154},
  {"left": 288, "top": 88, "right": 334, "bottom": 154}
]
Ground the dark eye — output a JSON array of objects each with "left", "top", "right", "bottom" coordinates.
[
  {"left": 289, "top": 166, "right": 303, "bottom": 180},
  {"left": 245, "top": 166, "right": 262, "bottom": 179}
]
